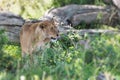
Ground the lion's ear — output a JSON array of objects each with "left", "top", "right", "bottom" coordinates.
[
  {"left": 51, "top": 16, "right": 58, "bottom": 25},
  {"left": 51, "top": 16, "right": 56, "bottom": 24}
]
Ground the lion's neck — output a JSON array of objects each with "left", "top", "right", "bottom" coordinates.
[{"left": 32, "top": 35, "right": 50, "bottom": 49}]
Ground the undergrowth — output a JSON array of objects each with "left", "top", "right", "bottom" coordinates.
[{"left": 0, "top": 30, "right": 120, "bottom": 80}]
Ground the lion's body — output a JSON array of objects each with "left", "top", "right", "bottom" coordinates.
[{"left": 20, "top": 20, "right": 59, "bottom": 57}]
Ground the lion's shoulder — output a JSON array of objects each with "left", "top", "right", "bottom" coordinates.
[{"left": 22, "top": 21, "right": 40, "bottom": 32}]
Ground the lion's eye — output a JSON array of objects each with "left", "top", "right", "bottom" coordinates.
[
  {"left": 51, "top": 27, "right": 54, "bottom": 30},
  {"left": 40, "top": 25, "right": 45, "bottom": 29}
]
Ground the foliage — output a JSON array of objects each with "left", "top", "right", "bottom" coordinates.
[
  {"left": 52, "top": 0, "right": 105, "bottom": 7},
  {"left": 0, "top": 31, "right": 120, "bottom": 80},
  {"left": 0, "top": 30, "right": 8, "bottom": 71},
  {"left": 0, "top": 0, "right": 105, "bottom": 19},
  {"left": 0, "top": 0, "right": 53, "bottom": 19},
  {"left": 0, "top": 0, "right": 120, "bottom": 80},
  {"left": 0, "top": 30, "right": 21, "bottom": 72}
]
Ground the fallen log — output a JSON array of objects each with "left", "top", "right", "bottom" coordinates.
[
  {"left": 0, "top": 12, "right": 25, "bottom": 26},
  {"left": 61, "top": 29, "right": 120, "bottom": 35},
  {"left": 42, "top": 4, "right": 120, "bottom": 27},
  {"left": 0, "top": 12, "right": 25, "bottom": 43}
]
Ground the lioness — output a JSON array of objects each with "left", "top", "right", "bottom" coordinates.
[{"left": 20, "top": 19, "right": 59, "bottom": 57}]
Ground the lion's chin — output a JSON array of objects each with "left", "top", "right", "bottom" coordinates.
[
  {"left": 51, "top": 38, "right": 57, "bottom": 42},
  {"left": 50, "top": 36, "right": 60, "bottom": 42}
]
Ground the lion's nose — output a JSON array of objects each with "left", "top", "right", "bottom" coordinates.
[
  {"left": 57, "top": 34, "right": 59, "bottom": 37},
  {"left": 51, "top": 37, "right": 56, "bottom": 40}
]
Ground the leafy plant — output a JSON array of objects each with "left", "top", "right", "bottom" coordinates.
[{"left": 0, "top": 30, "right": 21, "bottom": 72}]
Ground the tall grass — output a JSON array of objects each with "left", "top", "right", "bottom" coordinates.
[
  {"left": 0, "top": 32, "right": 120, "bottom": 80},
  {"left": 0, "top": 0, "right": 119, "bottom": 80}
]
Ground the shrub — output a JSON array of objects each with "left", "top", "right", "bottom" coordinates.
[{"left": 0, "top": 30, "right": 21, "bottom": 72}]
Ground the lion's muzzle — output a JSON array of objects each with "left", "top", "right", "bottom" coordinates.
[{"left": 51, "top": 34, "right": 60, "bottom": 42}]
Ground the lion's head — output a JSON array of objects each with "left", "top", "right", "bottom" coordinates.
[{"left": 35, "top": 20, "right": 59, "bottom": 42}]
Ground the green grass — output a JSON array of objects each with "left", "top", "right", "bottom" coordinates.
[
  {"left": 0, "top": 0, "right": 119, "bottom": 80},
  {"left": 0, "top": 31, "right": 120, "bottom": 80}
]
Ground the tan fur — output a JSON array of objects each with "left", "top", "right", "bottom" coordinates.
[{"left": 20, "top": 20, "right": 59, "bottom": 57}]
